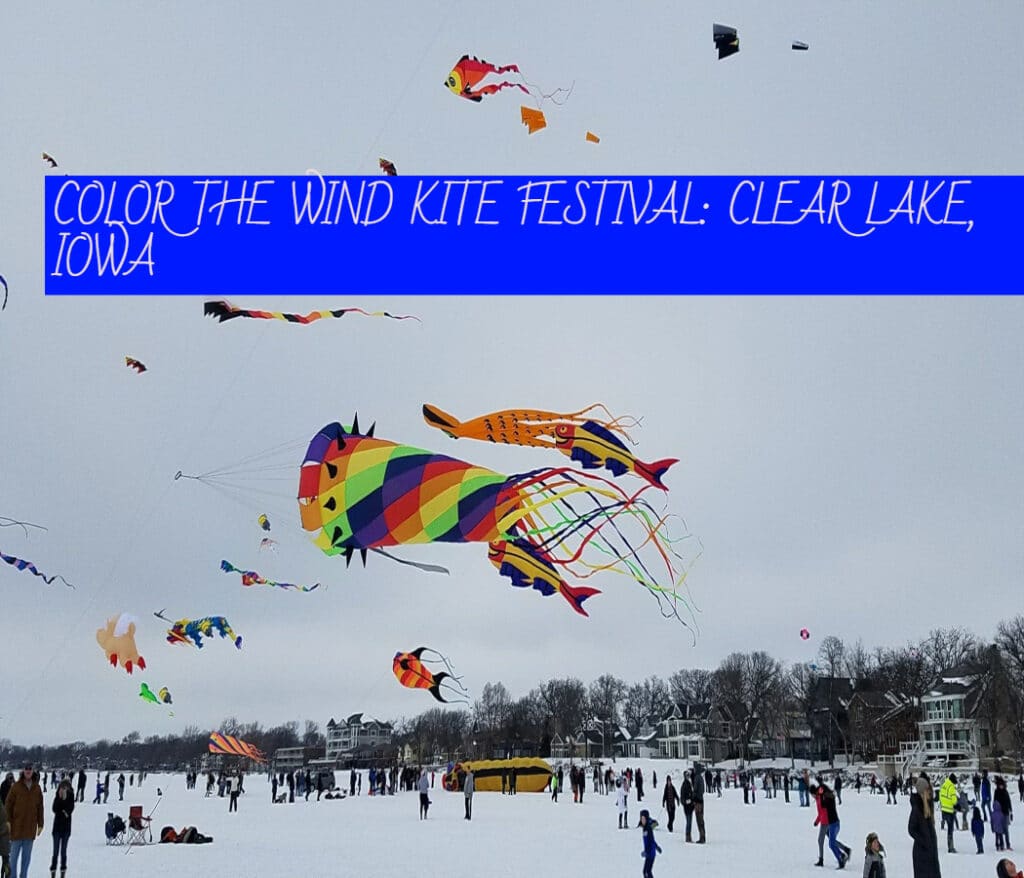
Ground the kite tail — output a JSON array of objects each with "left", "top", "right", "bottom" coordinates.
[
  {"left": 429, "top": 672, "right": 450, "bottom": 703},
  {"left": 234, "top": 636, "right": 243, "bottom": 649},
  {"left": 521, "top": 76, "right": 575, "bottom": 108}
]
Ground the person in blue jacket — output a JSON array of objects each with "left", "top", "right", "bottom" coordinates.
[{"left": 638, "top": 809, "right": 662, "bottom": 878}]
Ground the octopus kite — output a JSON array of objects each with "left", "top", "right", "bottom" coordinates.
[
  {"left": 393, "top": 647, "right": 470, "bottom": 705},
  {"left": 156, "top": 611, "right": 243, "bottom": 649},
  {"left": 445, "top": 55, "right": 529, "bottom": 102},
  {"left": 220, "top": 559, "right": 320, "bottom": 592},
  {"left": 298, "top": 416, "right": 698, "bottom": 629},
  {"left": 1, "top": 550, "right": 74, "bottom": 588},
  {"left": 422, "top": 404, "right": 678, "bottom": 490},
  {"left": 97, "top": 614, "right": 146, "bottom": 674},
  {"left": 204, "top": 300, "right": 420, "bottom": 324}
]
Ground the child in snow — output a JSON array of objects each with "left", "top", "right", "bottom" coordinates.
[
  {"left": 639, "top": 809, "right": 662, "bottom": 878},
  {"left": 617, "top": 779, "right": 628, "bottom": 829},
  {"left": 863, "top": 832, "right": 886, "bottom": 878},
  {"left": 973, "top": 806, "right": 986, "bottom": 854}
]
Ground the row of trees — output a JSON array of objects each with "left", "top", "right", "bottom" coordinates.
[{"left": 4, "top": 619, "right": 1024, "bottom": 770}]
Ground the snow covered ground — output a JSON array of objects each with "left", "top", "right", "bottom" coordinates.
[{"left": 28, "top": 760, "right": 1012, "bottom": 877}]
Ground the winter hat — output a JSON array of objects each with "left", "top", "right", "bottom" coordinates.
[{"left": 637, "top": 809, "right": 651, "bottom": 826}]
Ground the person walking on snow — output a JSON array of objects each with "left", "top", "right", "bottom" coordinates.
[
  {"left": 661, "top": 776, "right": 678, "bottom": 833},
  {"left": 908, "top": 776, "right": 942, "bottom": 878},
  {"left": 417, "top": 769, "right": 430, "bottom": 819},
  {"left": 616, "top": 779, "right": 629, "bottom": 829},
  {"left": 973, "top": 806, "right": 986, "bottom": 854},
  {"left": 939, "top": 773, "right": 959, "bottom": 853},
  {"left": 863, "top": 832, "right": 887, "bottom": 878}
]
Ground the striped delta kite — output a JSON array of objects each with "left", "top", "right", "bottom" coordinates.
[{"left": 209, "top": 732, "right": 266, "bottom": 763}]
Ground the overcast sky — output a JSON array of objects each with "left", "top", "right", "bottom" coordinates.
[{"left": 1, "top": 0, "right": 1022, "bottom": 747}]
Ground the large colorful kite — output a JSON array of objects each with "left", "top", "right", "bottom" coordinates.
[
  {"left": 209, "top": 732, "right": 266, "bottom": 763},
  {"left": 220, "top": 559, "right": 320, "bottom": 592},
  {"left": 445, "top": 55, "right": 529, "bottom": 102},
  {"left": 393, "top": 647, "right": 470, "bottom": 705},
  {"left": 298, "top": 416, "right": 698, "bottom": 628},
  {"left": 97, "top": 614, "right": 146, "bottom": 674},
  {"left": 204, "top": 300, "right": 420, "bottom": 324},
  {"left": 156, "top": 611, "right": 243, "bottom": 649},
  {"left": 1, "top": 549, "right": 74, "bottom": 588},
  {"left": 422, "top": 404, "right": 677, "bottom": 490}
]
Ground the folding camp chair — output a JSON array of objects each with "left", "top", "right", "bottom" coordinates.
[{"left": 126, "top": 805, "right": 153, "bottom": 845}]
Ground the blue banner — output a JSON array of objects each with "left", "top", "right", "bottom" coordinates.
[{"left": 43, "top": 175, "right": 1015, "bottom": 294}]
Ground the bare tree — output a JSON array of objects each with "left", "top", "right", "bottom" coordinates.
[
  {"left": 589, "top": 675, "right": 627, "bottom": 728},
  {"left": 995, "top": 616, "right": 1024, "bottom": 754},
  {"left": 920, "top": 627, "right": 979, "bottom": 674},
  {"left": 668, "top": 669, "right": 716, "bottom": 705},
  {"left": 843, "top": 639, "right": 873, "bottom": 682},
  {"left": 714, "top": 652, "right": 784, "bottom": 762},
  {"left": 537, "top": 677, "right": 589, "bottom": 739}
]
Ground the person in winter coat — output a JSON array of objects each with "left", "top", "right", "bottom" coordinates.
[
  {"left": 417, "top": 769, "right": 430, "bottom": 819},
  {"left": 661, "top": 776, "right": 678, "bottom": 833},
  {"left": 821, "top": 784, "right": 850, "bottom": 868},
  {"left": 638, "top": 809, "right": 662, "bottom": 878},
  {"left": 680, "top": 771, "right": 695, "bottom": 842},
  {"left": 983, "top": 771, "right": 993, "bottom": 822},
  {"left": 812, "top": 783, "right": 830, "bottom": 867},
  {"left": 909, "top": 776, "right": 942, "bottom": 878},
  {"left": 863, "top": 833, "right": 886, "bottom": 878},
  {"left": 228, "top": 773, "right": 241, "bottom": 812},
  {"left": 117, "top": 774, "right": 125, "bottom": 802},
  {"left": 616, "top": 779, "right": 629, "bottom": 829},
  {"left": 995, "top": 778, "right": 1015, "bottom": 848},
  {"left": 938, "top": 774, "right": 959, "bottom": 853},
  {"left": 993, "top": 800, "right": 1009, "bottom": 851},
  {"left": 5, "top": 764, "right": 44, "bottom": 878},
  {"left": 50, "top": 779, "right": 75, "bottom": 877},
  {"left": 973, "top": 806, "right": 986, "bottom": 854},
  {"left": 997, "top": 858, "right": 1023, "bottom": 878},
  {"left": 691, "top": 763, "right": 707, "bottom": 844},
  {"left": 1, "top": 788, "right": 11, "bottom": 878},
  {"left": 636, "top": 768, "right": 644, "bottom": 802},
  {"left": 463, "top": 768, "right": 474, "bottom": 820}
]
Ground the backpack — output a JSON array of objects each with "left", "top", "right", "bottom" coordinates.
[{"left": 160, "top": 826, "right": 178, "bottom": 843}]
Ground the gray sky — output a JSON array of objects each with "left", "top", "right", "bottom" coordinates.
[{"left": 1, "top": 0, "right": 1023, "bottom": 746}]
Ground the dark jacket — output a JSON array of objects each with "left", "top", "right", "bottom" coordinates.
[
  {"left": 823, "top": 790, "right": 840, "bottom": 824},
  {"left": 52, "top": 788, "right": 75, "bottom": 836},
  {"left": 994, "top": 786, "right": 1013, "bottom": 819},
  {"left": 908, "top": 792, "right": 941, "bottom": 878},
  {"left": 0, "top": 794, "right": 10, "bottom": 858},
  {"left": 681, "top": 778, "right": 695, "bottom": 810},
  {"left": 661, "top": 781, "right": 678, "bottom": 811}
]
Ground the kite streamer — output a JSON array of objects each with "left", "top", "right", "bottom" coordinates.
[
  {"left": 1, "top": 550, "right": 74, "bottom": 588},
  {"left": 298, "top": 416, "right": 699, "bottom": 632},
  {"left": 1, "top": 275, "right": 7, "bottom": 311},
  {"left": 204, "top": 300, "right": 420, "bottom": 324},
  {"left": 209, "top": 732, "right": 265, "bottom": 762},
  {"left": 220, "top": 559, "right": 320, "bottom": 592}
]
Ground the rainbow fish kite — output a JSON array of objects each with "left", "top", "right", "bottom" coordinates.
[
  {"left": 298, "top": 415, "right": 698, "bottom": 630},
  {"left": 1, "top": 550, "right": 74, "bottom": 588},
  {"left": 204, "top": 300, "right": 420, "bottom": 324},
  {"left": 422, "top": 403, "right": 677, "bottom": 490},
  {"left": 220, "top": 560, "right": 320, "bottom": 592},
  {"left": 209, "top": 732, "right": 266, "bottom": 763}
]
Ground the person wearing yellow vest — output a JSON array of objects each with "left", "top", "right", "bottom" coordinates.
[{"left": 939, "top": 773, "right": 960, "bottom": 854}]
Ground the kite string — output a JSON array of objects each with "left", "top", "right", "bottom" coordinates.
[{"left": 0, "top": 320, "right": 273, "bottom": 737}]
